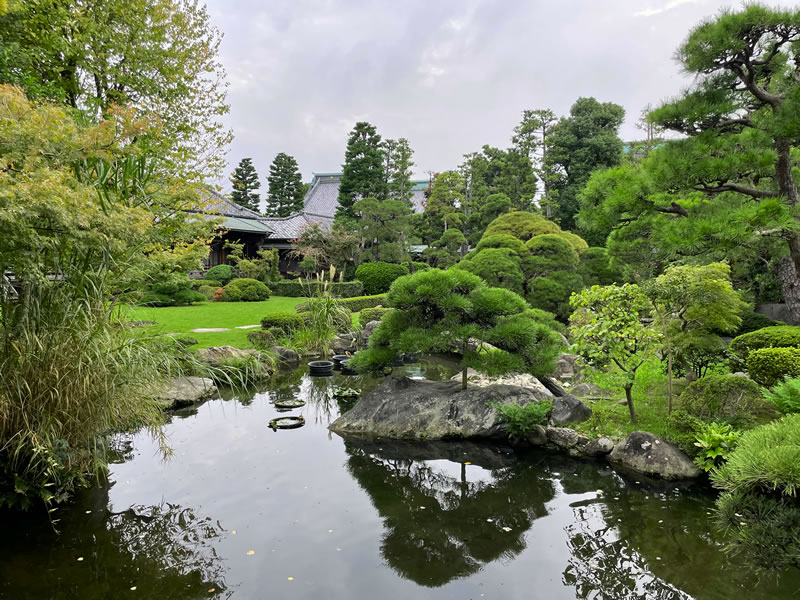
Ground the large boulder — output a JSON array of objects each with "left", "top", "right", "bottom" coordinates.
[
  {"left": 449, "top": 369, "right": 553, "bottom": 401},
  {"left": 154, "top": 376, "right": 217, "bottom": 410},
  {"left": 570, "top": 382, "right": 614, "bottom": 401},
  {"left": 546, "top": 427, "right": 588, "bottom": 450},
  {"left": 196, "top": 345, "right": 259, "bottom": 366},
  {"left": 329, "top": 376, "right": 545, "bottom": 440},
  {"left": 608, "top": 431, "right": 701, "bottom": 480},
  {"left": 582, "top": 437, "right": 615, "bottom": 457},
  {"left": 273, "top": 345, "right": 300, "bottom": 368},
  {"left": 331, "top": 333, "right": 357, "bottom": 355},
  {"left": 550, "top": 394, "right": 592, "bottom": 425}
]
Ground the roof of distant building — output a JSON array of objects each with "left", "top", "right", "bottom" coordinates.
[{"left": 192, "top": 188, "right": 273, "bottom": 235}]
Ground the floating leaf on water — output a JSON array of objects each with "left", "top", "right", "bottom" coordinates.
[
  {"left": 130, "top": 587, "right": 137, "bottom": 591},
  {"left": 76, "top": 557, "right": 84, "bottom": 562},
  {"left": 246, "top": 550, "right": 255, "bottom": 555},
  {"left": 502, "top": 527, "right": 512, "bottom": 532}
]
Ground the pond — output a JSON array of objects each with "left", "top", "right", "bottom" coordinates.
[{"left": 2, "top": 360, "right": 799, "bottom": 599}]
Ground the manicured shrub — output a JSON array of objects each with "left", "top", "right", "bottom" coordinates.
[
  {"left": 763, "top": 377, "right": 800, "bottom": 414},
  {"left": 355, "top": 262, "right": 409, "bottom": 295},
  {"left": 526, "top": 271, "right": 583, "bottom": 321},
  {"left": 711, "top": 414, "right": 800, "bottom": 570},
  {"left": 455, "top": 248, "right": 525, "bottom": 295},
  {"left": 205, "top": 264, "right": 234, "bottom": 285},
  {"left": 678, "top": 374, "right": 776, "bottom": 427},
  {"left": 730, "top": 326, "right": 800, "bottom": 362},
  {"left": 221, "top": 278, "right": 271, "bottom": 302},
  {"left": 266, "top": 326, "right": 285, "bottom": 339},
  {"left": 190, "top": 279, "right": 222, "bottom": 289},
  {"left": 197, "top": 285, "right": 217, "bottom": 300},
  {"left": 482, "top": 211, "right": 561, "bottom": 241},
  {"left": 470, "top": 234, "right": 528, "bottom": 258},
  {"left": 734, "top": 309, "right": 785, "bottom": 336},
  {"left": 747, "top": 347, "right": 800, "bottom": 386},
  {"left": 523, "top": 234, "right": 579, "bottom": 276},
  {"left": 261, "top": 312, "right": 306, "bottom": 333},
  {"left": 140, "top": 278, "right": 205, "bottom": 307},
  {"left": 296, "top": 294, "right": 387, "bottom": 314},
  {"left": 554, "top": 230, "right": 589, "bottom": 253},
  {"left": 492, "top": 400, "right": 553, "bottom": 436},
  {"left": 411, "top": 261, "right": 430, "bottom": 272},
  {"left": 247, "top": 329, "right": 275, "bottom": 350},
  {"left": 267, "top": 280, "right": 364, "bottom": 298},
  {"left": 360, "top": 307, "right": 392, "bottom": 324}
]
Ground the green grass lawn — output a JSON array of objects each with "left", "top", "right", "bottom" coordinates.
[{"left": 127, "top": 297, "right": 304, "bottom": 349}]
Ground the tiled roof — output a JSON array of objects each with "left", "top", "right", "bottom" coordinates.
[
  {"left": 259, "top": 212, "right": 332, "bottom": 240},
  {"left": 195, "top": 188, "right": 267, "bottom": 220},
  {"left": 303, "top": 173, "right": 428, "bottom": 217}
]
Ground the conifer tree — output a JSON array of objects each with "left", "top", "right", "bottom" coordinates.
[
  {"left": 337, "top": 122, "right": 386, "bottom": 220},
  {"left": 266, "top": 152, "right": 304, "bottom": 217},
  {"left": 229, "top": 158, "right": 261, "bottom": 212}
]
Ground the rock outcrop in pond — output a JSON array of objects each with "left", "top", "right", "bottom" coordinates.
[
  {"left": 608, "top": 431, "right": 701, "bottom": 480},
  {"left": 330, "top": 376, "right": 544, "bottom": 440},
  {"left": 155, "top": 376, "right": 217, "bottom": 410}
]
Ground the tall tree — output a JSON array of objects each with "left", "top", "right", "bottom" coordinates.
[
  {"left": 0, "top": 0, "right": 231, "bottom": 182},
  {"left": 513, "top": 109, "right": 558, "bottom": 217},
  {"left": 266, "top": 152, "right": 304, "bottom": 217},
  {"left": 545, "top": 98, "right": 624, "bottom": 230},
  {"left": 353, "top": 197, "right": 413, "bottom": 263},
  {"left": 383, "top": 138, "right": 415, "bottom": 205},
  {"left": 229, "top": 158, "right": 261, "bottom": 212},
  {"left": 423, "top": 171, "right": 465, "bottom": 240},
  {"left": 337, "top": 122, "right": 385, "bottom": 220}
]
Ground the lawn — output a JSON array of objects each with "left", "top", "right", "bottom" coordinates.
[{"left": 127, "top": 297, "right": 304, "bottom": 349}]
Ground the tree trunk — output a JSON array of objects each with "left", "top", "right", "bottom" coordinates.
[
  {"left": 666, "top": 351, "right": 673, "bottom": 414},
  {"left": 775, "top": 137, "right": 800, "bottom": 324},
  {"left": 461, "top": 340, "right": 468, "bottom": 390},
  {"left": 624, "top": 384, "right": 637, "bottom": 424},
  {"left": 778, "top": 250, "right": 800, "bottom": 325}
]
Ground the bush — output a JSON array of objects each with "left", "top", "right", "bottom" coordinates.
[
  {"left": 523, "top": 234, "right": 579, "bottom": 275},
  {"left": 471, "top": 234, "right": 528, "bottom": 258},
  {"left": 693, "top": 422, "right": 740, "bottom": 471},
  {"left": 456, "top": 248, "right": 525, "bottom": 295},
  {"left": 734, "top": 309, "right": 785, "bottom": 336},
  {"left": 748, "top": 347, "right": 800, "bottom": 386},
  {"left": 205, "top": 264, "right": 234, "bottom": 285},
  {"left": 266, "top": 326, "right": 285, "bottom": 339},
  {"left": 197, "top": 285, "right": 217, "bottom": 301},
  {"left": 296, "top": 294, "right": 387, "bottom": 314},
  {"left": 526, "top": 270, "right": 583, "bottom": 321},
  {"left": 360, "top": 307, "right": 392, "bottom": 324},
  {"left": 411, "top": 261, "right": 430, "bottom": 272},
  {"left": 260, "top": 312, "right": 306, "bottom": 334},
  {"left": 247, "top": 330, "right": 275, "bottom": 350},
  {"left": 523, "top": 308, "right": 568, "bottom": 335},
  {"left": 763, "top": 377, "right": 800, "bottom": 414},
  {"left": 267, "top": 280, "right": 364, "bottom": 298},
  {"left": 665, "top": 409, "right": 704, "bottom": 455},
  {"left": 492, "top": 400, "right": 553, "bottom": 437},
  {"left": 221, "top": 278, "right": 271, "bottom": 302},
  {"left": 190, "top": 279, "right": 222, "bottom": 289},
  {"left": 355, "top": 262, "right": 409, "bottom": 295},
  {"left": 577, "top": 247, "right": 622, "bottom": 286},
  {"left": 140, "top": 284, "right": 205, "bottom": 307},
  {"left": 678, "top": 374, "right": 776, "bottom": 427},
  {"left": 711, "top": 414, "right": 800, "bottom": 570},
  {"left": 730, "top": 326, "right": 800, "bottom": 362},
  {"left": 482, "top": 211, "right": 561, "bottom": 241}
]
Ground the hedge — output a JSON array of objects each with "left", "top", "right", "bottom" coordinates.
[
  {"left": 221, "top": 278, "right": 271, "bottom": 302},
  {"left": 730, "top": 326, "right": 800, "bottom": 362},
  {"left": 268, "top": 280, "right": 364, "bottom": 298},
  {"left": 360, "top": 307, "right": 393, "bottom": 324},
  {"left": 355, "top": 262, "right": 409, "bottom": 295},
  {"left": 678, "top": 374, "right": 776, "bottom": 427},
  {"left": 247, "top": 329, "right": 275, "bottom": 350},
  {"left": 295, "top": 294, "right": 387, "bottom": 313},
  {"left": 748, "top": 347, "right": 800, "bottom": 386},
  {"left": 260, "top": 312, "right": 306, "bottom": 333},
  {"left": 190, "top": 278, "right": 222, "bottom": 289}
]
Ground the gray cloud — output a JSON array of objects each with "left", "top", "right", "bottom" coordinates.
[{"left": 206, "top": 0, "right": 795, "bottom": 191}]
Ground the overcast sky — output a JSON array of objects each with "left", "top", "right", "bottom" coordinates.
[{"left": 205, "top": 0, "right": 791, "bottom": 190}]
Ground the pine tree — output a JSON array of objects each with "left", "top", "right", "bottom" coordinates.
[
  {"left": 384, "top": 137, "right": 415, "bottom": 205},
  {"left": 266, "top": 152, "right": 304, "bottom": 217},
  {"left": 229, "top": 158, "right": 261, "bottom": 212},
  {"left": 337, "top": 122, "right": 386, "bottom": 220}
]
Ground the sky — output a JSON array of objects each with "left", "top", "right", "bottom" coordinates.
[{"left": 205, "top": 0, "right": 792, "bottom": 190}]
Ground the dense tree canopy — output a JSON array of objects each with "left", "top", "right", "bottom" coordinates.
[
  {"left": 229, "top": 158, "right": 261, "bottom": 212},
  {"left": 383, "top": 138, "right": 415, "bottom": 205},
  {"left": 266, "top": 152, "right": 304, "bottom": 217},
  {"left": 337, "top": 121, "right": 385, "bottom": 220}
]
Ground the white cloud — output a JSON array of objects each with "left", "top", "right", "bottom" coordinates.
[{"left": 635, "top": 0, "right": 701, "bottom": 17}]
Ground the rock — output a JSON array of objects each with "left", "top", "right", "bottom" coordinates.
[
  {"left": 546, "top": 427, "right": 588, "bottom": 450},
  {"left": 551, "top": 394, "right": 592, "bottom": 425},
  {"left": 329, "top": 376, "right": 545, "bottom": 440},
  {"left": 449, "top": 369, "right": 553, "bottom": 400},
  {"left": 331, "top": 333, "right": 357, "bottom": 355},
  {"left": 154, "top": 376, "right": 217, "bottom": 410},
  {"left": 359, "top": 320, "right": 381, "bottom": 346},
  {"left": 525, "top": 425, "right": 548, "bottom": 446},
  {"left": 273, "top": 345, "right": 300, "bottom": 368},
  {"left": 196, "top": 346, "right": 259, "bottom": 366},
  {"left": 608, "top": 431, "right": 702, "bottom": 480},
  {"left": 582, "top": 437, "right": 615, "bottom": 457},
  {"left": 128, "top": 320, "right": 157, "bottom": 327},
  {"left": 731, "top": 371, "right": 748, "bottom": 378},
  {"left": 554, "top": 353, "right": 581, "bottom": 382},
  {"left": 449, "top": 337, "right": 500, "bottom": 355},
  {"left": 570, "top": 382, "right": 614, "bottom": 400}
]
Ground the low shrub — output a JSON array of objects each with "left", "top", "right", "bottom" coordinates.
[
  {"left": 265, "top": 326, "right": 285, "bottom": 339},
  {"left": 247, "top": 330, "right": 275, "bottom": 350},
  {"left": 711, "top": 414, "right": 800, "bottom": 570},
  {"left": 260, "top": 312, "right": 306, "bottom": 334},
  {"left": 693, "top": 422, "right": 740, "bottom": 472},
  {"left": 205, "top": 264, "right": 234, "bottom": 285},
  {"left": 665, "top": 409, "right": 704, "bottom": 455},
  {"left": 411, "top": 261, "right": 430, "bottom": 272},
  {"left": 492, "top": 400, "right": 552, "bottom": 436},
  {"left": 197, "top": 285, "right": 217, "bottom": 301},
  {"left": 296, "top": 294, "right": 387, "bottom": 314},
  {"left": 190, "top": 279, "right": 222, "bottom": 289},
  {"left": 678, "top": 374, "right": 776, "bottom": 427},
  {"left": 140, "top": 283, "right": 205, "bottom": 307},
  {"left": 267, "top": 280, "right": 364, "bottom": 298},
  {"left": 355, "top": 262, "right": 409, "bottom": 295},
  {"left": 763, "top": 377, "right": 800, "bottom": 414},
  {"left": 734, "top": 309, "right": 785, "bottom": 336},
  {"left": 730, "top": 326, "right": 800, "bottom": 363},
  {"left": 360, "top": 307, "right": 392, "bottom": 324},
  {"left": 748, "top": 347, "right": 800, "bottom": 386},
  {"left": 523, "top": 308, "right": 568, "bottom": 335},
  {"left": 221, "top": 278, "right": 271, "bottom": 302}
]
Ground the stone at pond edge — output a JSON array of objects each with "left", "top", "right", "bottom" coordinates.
[
  {"left": 273, "top": 345, "right": 300, "bottom": 368},
  {"left": 608, "top": 431, "right": 701, "bottom": 480},
  {"left": 197, "top": 346, "right": 259, "bottom": 366},
  {"left": 550, "top": 394, "right": 592, "bottom": 425},
  {"left": 525, "top": 425, "right": 548, "bottom": 446},
  {"left": 359, "top": 320, "right": 381, "bottom": 347},
  {"left": 329, "top": 376, "right": 545, "bottom": 440},
  {"left": 449, "top": 369, "right": 553, "bottom": 400},
  {"left": 154, "top": 376, "right": 217, "bottom": 410},
  {"left": 546, "top": 427, "right": 589, "bottom": 450},
  {"left": 582, "top": 437, "right": 615, "bottom": 457}
]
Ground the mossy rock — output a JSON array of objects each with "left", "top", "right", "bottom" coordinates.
[{"left": 678, "top": 374, "right": 777, "bottom": 428}]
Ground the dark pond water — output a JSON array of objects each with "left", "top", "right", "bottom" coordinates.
[{"left": 2, "top": 359, "right": 800, "bottom": 600}]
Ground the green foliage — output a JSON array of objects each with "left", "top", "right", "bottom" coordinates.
[
  {"left": 665, "top": 409, "right": 705, "bottom": 456},
  {"left": 492, "top": 400, "right": 553, "bottom": 437},
  {"left": 141, "top": 276, "right": 206, "bottom": 307},
  {"left": 577, "top": 247, "right": 622, "bottom": 286},
  {"left": 763, "top": 377, "right": 800, "bottom": 415},
  {"left": 456, "top": 248, "right": 525, "bottom": 295},
  {"left": 205, "top": 264, "right": 234, "bottom": 286},
  {"left": 411, "top": 261, "right": 430, "bottom": 271},
  {"left": 229, "top": 157, "right": 261, "bottom": 212},
  {"left": 482, "top": 211, "right": 560, "bottom": 241},
  {"left": 221, "top": 278, "right": 271, "bottom": 302},
  {"left": 678, "top": 375, "right": 772, "bottom": 427},
  {"left": 526, "top": 271, "right": 584, "bottom": 321},
  {"left": 291, "top": 222, "right": 360, "bottom": 275},
  {"left": 260, "top": 312, "right": 306, "bottom": 334},
  {"left": 693, "top": 422, "right": 741, "bottom": 471},
  {"left": 523, "top": 234, "right": 579, "bottom": 276},
  {"left": 353, "top": 197, "right": 413, "bottom": 263},
  {"left": 298, "top": 274, "right": 354, "bottom": 359},
  {"left": 337, "top": 122, "right": 386, "bottom": 219},
  {"left": 423, "top": 228, "right": 466, "bottom": 269},
  {"left": 296, "top": 293, "right": 386, "bottom": 313},
  {"left": 730, "top": 326, "right": 800, "bottom": 363},
  {"left": 355, "top": 262, "right": 409, "bottom": 295},
  {"left": 523, "top": 308, "right": 568, "bottom": 335},
  {"left": 268, "top": 280, "right": 364, "bottom": 298},
  {"left": 747, "top": 347, "right": 800, "bottom": 386},
  {"left": 266, "top": 152, "right": 304, "bottom": 217},
  {"left": 190, "top": 279, "right": 222, "bottom": 289},
  {"left": 735, "top": 309, "right": 785, "bottom": 336},
  {"left": 471, "top": 234, "right": 528, "bottom": 258},
  {"left": 360, "top": 307, "right": 392, "bottom": 324},
  {"left": 350, "top": 269, "right": 564, "bottom": 388}
]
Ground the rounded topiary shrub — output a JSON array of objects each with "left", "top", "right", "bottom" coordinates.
[
  {"left": 678, "top": 374, "right": 777, "bottom": 427},
  {"left": 247, "top": 329, "right": 275, "bottom": 350},
  {"left": 205, "top": 264, "right": 234, "bottom": 285},
  {"left": 355, "top": 262, "right": 409, "bottom": 295},
  {"left": 197, "top": 285, "right": 217, "bottom": 300},
  {"left": 730, "top": 326, "right": 800, "bottom": 362},
  {"left": 360, "top": 307, "right": 392, "bottom": 324},
  {"left": 260, "top": 312, "right": 306, "bottom": 334},
  {"left": 222, "top": 278, "right": 271, "bottom": 302},
  {"left": 747, "top": 347, "right": 800, "bottom": 386}
]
